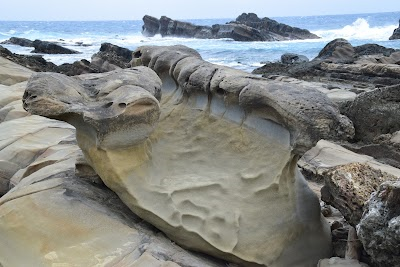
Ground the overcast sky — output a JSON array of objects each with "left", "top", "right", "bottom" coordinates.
[{"left": 1, "top": 0, "right": 399, "bottom": 20}]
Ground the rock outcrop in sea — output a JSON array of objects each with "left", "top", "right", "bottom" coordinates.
[
  {"left": 0, "top": 42, "right": 133, "bottom": 76},
  {"left": 389, "top": 19, "right": 400, "bottom": 40},
  {"left": 142, "top": 13, "right": 320, "bottom": 41}
]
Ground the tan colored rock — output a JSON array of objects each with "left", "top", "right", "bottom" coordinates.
[
  {"left": 0, "top": 115, "right": 75, "bottom": 195},
  {"left": 299, "top": 139, "right": 400, "bottom": 178},
  {"left": 0, "top": 82, "right": 27, "bottom": 108},
  {"left": 0, "top": 159, "right": 220, "bottom": 267},
  {"left": 0, "top": 57, "right": 33, "bottom": 85},
  {"left": 321, "top": 162, "right": 398, "bottom": 226},
  {"left": 21, "top": 52, "right": 342, "bottom": 265}
]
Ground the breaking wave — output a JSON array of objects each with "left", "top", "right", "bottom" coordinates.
[{"left": 313, "top": 18, "right": 397, "bottom": 41}]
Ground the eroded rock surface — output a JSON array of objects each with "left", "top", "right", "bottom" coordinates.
[
  {"left": 321, "top": 163, "right": 398, "bottom": 226},
  {"left": 253, "top": 39, "right": 400, "bottom": 90},
  {"left": 0, "top": 64, "right": 226, "bottom": 266},
  {"left": 345, "top": 84, "right": 400, "bottom": 143},
  {"left": 19, "top": 45, "right": 356, "bottom": 266},
  {"left": 357, "top": 181, "right": 400, "bottom": 267}
]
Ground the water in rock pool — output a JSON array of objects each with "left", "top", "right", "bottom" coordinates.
[{"left": 1, "top": 11, "right": 400, "bottom": 72}]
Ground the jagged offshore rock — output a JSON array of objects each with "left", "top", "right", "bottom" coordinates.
[{"left": 23, "top": 46, "right": 355, "bottom": 266}]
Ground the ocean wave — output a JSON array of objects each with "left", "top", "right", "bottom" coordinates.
[
  {"left": 313, "top": 18, "right": 396, "bottom": 41},
  {"left": 0, "top": 29, "right": 17, "bottom": 37}
]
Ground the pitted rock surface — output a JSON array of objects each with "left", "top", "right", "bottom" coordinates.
[{"left": 20, "top": 46, "right": 359, "bottom": 266}]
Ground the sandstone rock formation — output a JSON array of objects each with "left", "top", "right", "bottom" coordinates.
[
  {"left": 142, "top": 13, "right": 320, "bottom": 41},
  {"left": 357, "top": 181, "right": 400, "bottom": 267},
  {"left": 0, "top": 56, "right": 230, "bottom": 267},
  {"left": 31, "top": 39, "right": 80, "bottom": 54},
  {"left": 21, "top": 44, "right": 359, "bottom": 266},
  {"left": 0, "top": 56, "right": 33, "bottom": 86},
  {"left": 389, "top": 19, "right": 400, "bottom": 40}
]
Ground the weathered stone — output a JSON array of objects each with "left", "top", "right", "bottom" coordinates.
[
  {"left": 0, "top": 151, "right": 222, "bottom": 267},
  {"left": 299, "top": 140, "right": 400, "bottom": 181},
  {"left": 22, "top": 46, "right": 342, "bottom": 266},
  {"left": 0, "top": 115, "right": 75, "bottom": 196},
  {"left": 57, "top": 59, "right": 98, "bottom": 76},
  {"left": 90, "top": 42, "right": 133, "bottom": 72},
  {"left": 31, "top": 39, "right": 80, "bottom": 54},
  {"left": 357, "top": 181, "right": 400, "bottom": 267},
  {"left": 0, "top": 56, "right": 33, "bottom": 86},
  {"left": 321, "top": 162, "right": 398, "bottom": 226},
  {"left": 316, "top": 39, "right": 356, "bottom": 63},
  {"left": 344, "top": 84, "right": 400, "bottom": 143},
  {"left": 281, "top": 53, "right": 309, "bottom": 64},
  {"left": 142, "top": 13, "right": 320, "bottom": 41},
  {"left": 142, "top": 15, "right": 161, "bottom": 37},
  {"left": 132, "top": 45, "right": 354, "bottom": 154},
  {"left": 0, "top": 65, "right": 223, "bottom": 267},
  {"left": 0, "top": 37, "right": 34, "bottom": 47},
  {"left": 252, "top": 39, "right": 400, "bottom": 89},
  {"left": 389, "top": 19, "right": 400, "bottom": 40},
  {"left": 234, "top": 13, "right": 320, "bottom": 41}
]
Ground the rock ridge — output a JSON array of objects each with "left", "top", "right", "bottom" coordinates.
[{"left": 142, "top": 13, "right": 320, "bottom": 41}]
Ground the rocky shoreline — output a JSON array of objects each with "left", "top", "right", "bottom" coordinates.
[
  {"left": 142, "top": 13, "right": 320, "bottom": 41},
  {"left": 0, "top": 33, "right": 399, "bottom": 266}
]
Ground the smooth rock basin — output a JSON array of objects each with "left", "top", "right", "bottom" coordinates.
[{"left": 23, "top": 45, "right": 355, "bottom": 266}]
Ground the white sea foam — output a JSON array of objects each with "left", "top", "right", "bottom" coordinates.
[{"left": 313, "top": 18, "right": 397, "bottom": 41}]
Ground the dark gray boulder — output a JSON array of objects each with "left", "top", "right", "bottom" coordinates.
[
  {"left": 90, "top": 42, "right": 133, "bottom": 72},
  {"left": 315, "top": 38, "right": 355, "bottom": 63},
  {"left": 234, "top": 13, "right": 320, "bottom": 41},
  {"left": 142, "top": 15, "right": 160, "bottom": 36},
  {"left": 0, "top": 37, "right": 34, "bottom": 47},
  {"left": 389, "top": 19, "right": 400, "bottom": 40},
  {"left": 0, "top": 45, "right": 57, "bottom": 72},
  {"left": 32, "top": 39, "right": 80, "bottom": 54},
  {"left": 344, "top": 84, "right": 400, "bottom": 143},
  {"left": 281, "top": 53, "right": 309, "bottom": 64},
  {"left": 357, "top": 181, "right": 400, "bottom": 267}
]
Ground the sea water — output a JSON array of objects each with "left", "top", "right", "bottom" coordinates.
[{"left": 0, "top": 11, "right": 399, "bottom": 72}]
